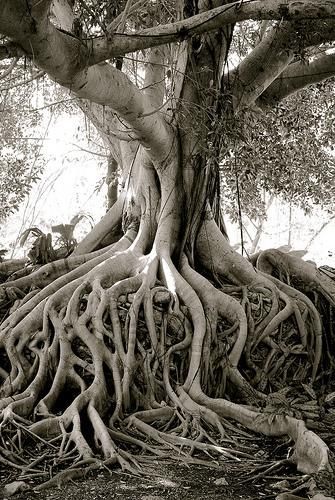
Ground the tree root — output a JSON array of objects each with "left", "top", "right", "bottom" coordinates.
[
  {"left": 256, "top": 249, "right": 335, "bottom": 307},
  {"left": 1, "top": 222, "right": 334, "bottom": 493}
]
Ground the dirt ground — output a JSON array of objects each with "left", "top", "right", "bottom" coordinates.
[
  {"left": 0, "top": 460, "right": 275, "bottom": 500},
  {"left": 1, "top": 445, "right": 320, "bottom": 500},
  {"left": 1, "top": 434, "right": 333, "bottom": 500}
]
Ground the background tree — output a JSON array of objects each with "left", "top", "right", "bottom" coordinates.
[{"left": 0, "top": 1, "right": 335, "bottom": 495}]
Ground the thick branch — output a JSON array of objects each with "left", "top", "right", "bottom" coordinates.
[
  {"left": 230, "top": 22, "right": 296, "bottom": 111},
  {"left": 90, "top": 0, "right": 335, "bottom": 63},
  {"left": 0, "top": 1, "right": 173, "bottom": 160},
  {"left": 231, "top": 18, "right": 335, "bottom": 109},
  {"left": 51, "top": 0, "right": 75, "bottom": 31},
  {"left": 2, "top": 1, "right": 335, "bottom": 139},
  {"left": 72, "top": 194, "right": 125, "bottom": 255},
  {"left": 77, "top": 100, "right": 139, "bottom": 152},
  {"left": 2, "top": 1, "right": 335, "bottom": 68},
  {"left": 259, "top": 52, "right": 335, "bottom": 105},
  {"left": 143, "top": 47, "right": 166, "bottom": 108}
]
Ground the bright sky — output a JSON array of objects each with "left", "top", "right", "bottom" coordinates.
[{"left": 1, "top": 110, "right": 106, "bottom": 257}]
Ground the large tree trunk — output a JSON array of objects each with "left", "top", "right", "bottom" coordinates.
[{"left": 1, "top": 0, "right": 335, "bottom": 494}]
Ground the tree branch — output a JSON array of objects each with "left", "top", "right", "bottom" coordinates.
[
  {"left": 0, "top": 1, "right": 173, "bottom": 161},
  {"left": 89, "top": 0, "right": 335, "bottom": 64},
  {"left": 230, "top": 22, "right": 296, "bottom": 111},
  {"left": 77, "top": 99, "right": 138, "bottom": 160},
  {"left": 143, "top": 47, "right": 166, "bottom": 108},
  {"left": 107, "top": 0, "right": 147, "bottom": 33},
  {"left": 230, "top": 17, "right": 335, "bottom": 110},
  {"left": 0, "top": 70, "right": 45, "bottom": 92},
  {"left": 305, "top": 215, "right": 335, "bottom": 251},
  {"left": 1, "top": 0, "right": 335, "bottom": 155},
  {"left": 51, "top": 0, "right": 75, "bottom": 31},
  {"left": 259, "top": 52, "right": 335, "bottom": 105}
]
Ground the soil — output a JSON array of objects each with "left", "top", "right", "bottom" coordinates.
[
  {"left": 0, "top": 460, "right": 275, "bottom": 500},
  {"left": 2, "top": 434, "right": 334, "bottom": 499},
  {"left": 0, "top": 437, "right": 314, "bottom": 500}
]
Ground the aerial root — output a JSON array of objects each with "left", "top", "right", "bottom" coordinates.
[
  {"left": 200, "top": 241, "right": 327, "bottom": 387},
  {"left": 0, "top": 230, "right": 137, "bottom": 338},
  {"left": 239, "top": 457, "right": 291, "bottom": 485},
  {"left": 180, "top": 255, "right": 266, "bottom": 403},
  {"left": 0, "top": 400, "right": 144, "bottom": 490},
  {"left": 224, "top": 274, "right": 324, "bottom": 389}
]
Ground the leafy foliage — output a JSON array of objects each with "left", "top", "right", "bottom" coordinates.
[
  {"left": 20, "top": 213, "right": 94, "bottom": 264},
  {"left": 220, "top": 79, "right": 335, "bottom": 223},
  {"left": 0, "top": 60, "right": 45, "bottom": 222},
  {"left": 72, "top": 0, "right": 177, "bottom": 38},
  {"left": 20, "top": 227, "right": 55, "bottom": 264}
]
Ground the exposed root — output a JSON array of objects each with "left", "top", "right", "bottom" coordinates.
[
  {"left": 256, "top": 249, "right": 335, "bottom": 307},
  {"left": 1, "top": 219, "right": 335, "bottom": 494}
]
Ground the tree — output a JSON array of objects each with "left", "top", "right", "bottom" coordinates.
[{"left": 0, "top": 1, "right": 335, "bottom": 494}]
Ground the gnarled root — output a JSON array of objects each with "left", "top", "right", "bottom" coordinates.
[{"left": 0, "top": 216, "right": 334, "bottom": 493}]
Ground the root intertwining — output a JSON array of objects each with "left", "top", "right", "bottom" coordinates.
[{"left": 0, "top": 237, "right": 335, "bottom": 492}]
